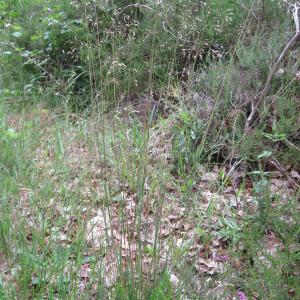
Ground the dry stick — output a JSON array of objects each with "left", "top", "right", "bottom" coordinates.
[
  {"left": 268, "top": 157, "right": 299, "bottom": 190},
  {"left": 244, "top": 3, "right": 300, "bottom": 133}
]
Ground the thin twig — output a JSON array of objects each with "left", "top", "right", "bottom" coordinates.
[
  {"left": 116, "top": 3, "right": 153, "bottom": 17},
  {"left": 268, "top": 157, "right": 299, "bottom": 190},
  {"left": 244, "top": 3, "right": 300, "bottom": 132},
  {"left": 284, "top": 139, "right": 300, "bottom": 152}
]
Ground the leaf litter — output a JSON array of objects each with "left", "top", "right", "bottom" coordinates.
[{"left": 3, "top": 111, "right": 299, "bottom": 298}]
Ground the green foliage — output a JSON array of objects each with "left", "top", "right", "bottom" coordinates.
[
  {"left": 172, "top": 110, "right": 206, "bottom": 175},
  {"left": 148, "top": 271, "right": 174, "bottom": 300},
  {"left": 0, "top": 216, "right": 10, "bottom": 256},
  {"left": 0, "top": 1, "right": 299, "bottom": 299},
  {"left": 1, "top": 0, "right": 278, "bottom": 108},
  {"left": 233, "top": 195, "right": 300, "bottom": 299},
  {"left": 190, "top": 19, "right": 299, "bottom": 167},
  {"left": 114, "top": 271, "right": 174, "bottom": 300},
  {"left": 0, "top": 108, "right": 19, "bottom": 174},
  {"left": 218, "top": 217, "right": 242, "bottom": 243}
]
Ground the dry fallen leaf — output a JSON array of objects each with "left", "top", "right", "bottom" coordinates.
[
  {"left": 201, "top": 172, "right": 219, "bottom": 182},
  {"left": 263, "top": 231, "right": 284, "bottom": 256},
  {"left": 86, "top": 209, "right": 111, "bottom": 249}
]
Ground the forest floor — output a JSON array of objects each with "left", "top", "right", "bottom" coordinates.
[
  {"left": 1, "top": 1, "right": 299, "bottom": 298},
  {"left": 1, "top": 102, "right": 299, "bottom": 299}
]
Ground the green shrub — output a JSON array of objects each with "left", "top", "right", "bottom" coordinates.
[
  {"left": 188, "top": 16, "right": 299, "bottom": 168},
  {"left": 2, "top": 0, "right": 284, "bottom": 108}
]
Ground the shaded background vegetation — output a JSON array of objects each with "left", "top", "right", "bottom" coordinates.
[
  {"left": 2, "top": 0, "right": 299, "bottom": 169},
  {"left": 0, "top": 0, "right": 285, "bottom": 105}
]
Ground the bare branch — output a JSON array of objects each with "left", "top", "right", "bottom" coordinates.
[
  {"left": 244, "top": 2, "right": 300, "bottom": 132},
  {"left": 293, "top": 3, "right": 300, "bottom": 32},
  {"left": 282, "top": 0, "right": 300, "bottom": 8}
]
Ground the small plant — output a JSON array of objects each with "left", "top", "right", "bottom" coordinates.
[
  {"left": 172, "top": 110, "right": 206, "bottom": 175},
  {"left": 0, "top": 111, "right": 20, "bottom": 173},
  {"left": 0, "top": 218, "right": 10, "bottom": 256},
  {"left": 233, "top": 193, "right": 300, "bottom": 299},
  {"left": 218, "top": 217, "right": 242, "bottom": 244}
]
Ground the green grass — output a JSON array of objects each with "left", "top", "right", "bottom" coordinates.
[
  {"left": 1, "top": 0, "right": 299, "bottom": 299},
  {"left": 0, "top": 98, "right": 299, "bottom": 299}
]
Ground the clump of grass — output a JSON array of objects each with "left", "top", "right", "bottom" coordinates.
[{"left": 229, "top": 192, "right": 300, "bottom": 299}]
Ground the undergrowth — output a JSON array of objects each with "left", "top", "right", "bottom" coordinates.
[{"left": 0, "top": 0, "right": 299, "bottom": 299}]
